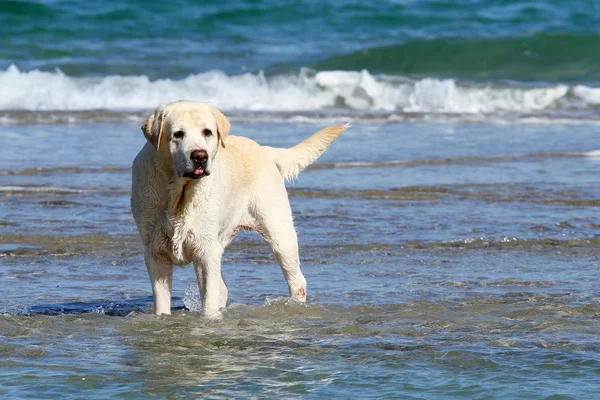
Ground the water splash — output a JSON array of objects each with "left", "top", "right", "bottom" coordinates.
[{"left": 182, "top": 284, "right": 202, "bottom": 312}]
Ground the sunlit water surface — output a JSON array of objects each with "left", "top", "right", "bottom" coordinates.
[{"left": 1, "top": 121, "right": 599, "bottom": 398}]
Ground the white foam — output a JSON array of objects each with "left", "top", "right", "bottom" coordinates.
[
  {"left": 0, "top": 185, "right": 84, "bottom": 193},
  {"left": 583, "top": 150, "right": 600, "bottom": 158},
  {"left": 572, "top": 85, "right": 600, "bottom": 104},
  {"left": 0, "top": 65, "right": 335, "bottom": 111},
  {"left": 403, "top": 78, "right": 570, "bottom": 113},
  {"left": 0, "top": 64, "right": 598, "bottom": 116}
]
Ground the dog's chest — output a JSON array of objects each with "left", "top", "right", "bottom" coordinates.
[
  {"left": 169, "top": 230, "right": 195, "bottom": 266},
  {"left": 158, "top": 181, "right": 218, "bottom": 265},
  {"left": 152, "top": 223, "right": 198, "bottom": 266},
  {"left": 166, "top": 206, "right": 216, "bottom": 266}
]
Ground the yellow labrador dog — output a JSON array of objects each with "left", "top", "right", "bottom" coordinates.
[{"left": 131, "top": 100, "right": 346, "bottom": 317}]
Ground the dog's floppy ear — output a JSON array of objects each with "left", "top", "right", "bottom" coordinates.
[
  {"left": 207, "top": 104, "right": 230, "bottom": 148},
  {"left": 142, "top": 104, "right": 168, "bottom": 150}
]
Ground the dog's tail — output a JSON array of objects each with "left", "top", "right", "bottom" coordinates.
[{"left": 266, "top": 123, "right": 350, "bottom": 181}]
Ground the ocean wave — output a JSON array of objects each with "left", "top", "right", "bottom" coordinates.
[
  {"left": 1, "top": 65, "right": 600, "bottom": 119},
  {"left": 312, "top": 34, "right": 600, "bottom": 83}
]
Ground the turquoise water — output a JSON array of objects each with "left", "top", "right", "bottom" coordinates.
[
  {"left": 1, "top": 0, "right": 600, "bottom": 123},
  {"left": 3, "top": 0, "right": 600, "bottom": 80},
  {"left": 1, "top": 1, "right": 600, "bottom": 398}
]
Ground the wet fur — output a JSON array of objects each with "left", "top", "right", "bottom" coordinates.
[{"left": 131, "top": 101, "right": 346, "bottom": 317}]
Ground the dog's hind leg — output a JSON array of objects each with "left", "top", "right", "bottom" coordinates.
[
  {"left": 219, "top": 274, "right": 228, "bottom": 309},
  {"left": 254, "top": 192, "right": 307, "bottom": 302}
]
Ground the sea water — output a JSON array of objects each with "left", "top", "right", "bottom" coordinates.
[{"left": 1, "top": 1, "right": 600, "bottom": 398}]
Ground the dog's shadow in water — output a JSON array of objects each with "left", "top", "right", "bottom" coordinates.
[{"left": 18, "top": 297, "right": 187, "bottom": 316}]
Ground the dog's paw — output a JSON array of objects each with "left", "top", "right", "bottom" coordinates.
[
  {"left": 203, "top": 310, "right": 223, "bottom": 321},
  {"left": 293, "top": 287, "right": 306, "bottom": 302}
]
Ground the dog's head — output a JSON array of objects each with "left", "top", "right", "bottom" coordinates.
[{"left": 141, "top": 101, "right": 230, "bottom": 180}]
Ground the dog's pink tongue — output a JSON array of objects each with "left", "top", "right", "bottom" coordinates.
[{"left": 193, "top": 168, "right": 204, "bottom": 176}]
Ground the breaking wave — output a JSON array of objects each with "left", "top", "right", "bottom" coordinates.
[{"left": 1, "top": 65, "right": 600, "bottom": 119}]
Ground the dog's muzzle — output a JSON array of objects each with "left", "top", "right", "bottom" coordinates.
[{"left": 185, "top": 149, "right": 210, "bottom": 179}]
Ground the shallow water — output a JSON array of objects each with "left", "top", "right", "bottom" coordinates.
[
  {"left": 1, "top": 120, "right": 599, "bottom": 398},
  {"left": 3, "top": 0, "right": 600, "bottom": 397}
]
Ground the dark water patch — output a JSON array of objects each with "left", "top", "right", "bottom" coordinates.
[
  {"left": 542, "top": 199, "right": 600, "bottom": 207},
  {"left": 310, "top": 152, "right": 592, "bottom": 171},
  {"left": 0, "top": 166, "right": 130, "bottom": 177},
  {"left": 0, "top": 233, "right": 139, "bottom": 258},
  {"left": 312, "top": 34, "right": 600, "bottom": 82},
  {"left": 38, "top": 199, "right": 82, "bottom": 208},
  {"left": 430, "top": 279, "right": 558, "bottom": 289},
  {"left": 289, "top": 187, "right": 445, "bottom": 201},
  {"left": 4, "top": 151, "right": 587, "bottom": 180},
  {"left": 531, "top": 225, "right": 553, "bottom": 232},
  {"left": 2, "top": 233, "right": 600, "bottom": 261},
  {"left": 0, "top": 186, "right": 131, "bottom": 200},
  {"left": 1, "top": 0, "right": 56, "bottom": 20},
  {"left": 4, "top": 297, "right": 189, "bottom": 317},
  {"left": 0, "top": 110, "right": 147, "bottom": 125},
  {"left": 0, "top": 243, "right": 40, "bottom": 253},
  {"left": 288, "top": 183, "right": 600, "bottom": 208},
  {"left": 7, "top": 298, "right": 152, "bottom": 317},
  {"left": 3, "top": 109, "right": 600, "bottom": 126},
  {"left": 416, "top": 237, "right": 600, "bottom": 251},
  {"left": 289, "top": 237, "right": 600, "bottom": 253}
]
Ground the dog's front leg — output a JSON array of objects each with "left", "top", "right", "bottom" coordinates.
[
  {"left": 144, "top": 250, "right": 174, "bottom": 315},
  {"left": 193, "top": 244, "right": 224, "bottom": 319}
]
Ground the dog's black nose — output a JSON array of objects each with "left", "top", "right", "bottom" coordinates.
[{"left": 190, "top": 150, "right": 208, "bottom": 165}]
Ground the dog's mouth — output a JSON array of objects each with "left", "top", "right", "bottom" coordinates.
[{"left": 183, "top": 167, "right": 210, "bottom": 179}]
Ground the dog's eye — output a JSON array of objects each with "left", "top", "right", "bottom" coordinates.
[
  {"left": 173, "top": 130, "right": 185, "bottom": 139},
  {"left": 203, "top": 129, "right": 213, "bottom": 137}
]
